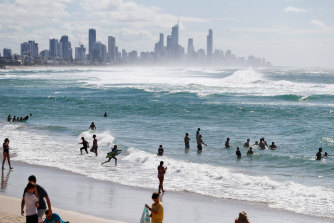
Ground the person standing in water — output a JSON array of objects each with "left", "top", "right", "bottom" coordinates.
[
  {"left": 104, "top": 112, "right": 108, "bottom": 117},
  {"left": 157, "top": 161, "right": 167, "bottom": 193},
  {"left": 89, "top": 122, "right": 96, "bottom": 130},
  {"left": 79, "top": 137, "right": 89, "bottom": 154},
  {"left": 243, "top": 139, "right": 250, "bottom": 147},
  {"left": 157, "top": 145, "right": 164, "bottom": 156},
  {"left": 196, "top": 128, "right": 201, "bottom": 141},
  {"left": 225, "top": 138, "right": 230, "bottom": 148},
  {"left": 236, "top": 147, "right": 241, "bottom": 158},
  {"left": 316, "top": 148, "right": 322, "bottom": 160},
  {"left": 2, "top": 138, "right": 13, "bottom": 169},
  {"left": 269, "top": 142, "right": 277, "bottom": 150},
  {"left": 7, "top": 115, "right": 11, "bottom": 122},
  {"left": 90, "top": 135, "right": 98, "bottom": 156},
  {"left": 184, "top": 133, "right": 191, "bottom": 149},
  {"left": 197, "top": 135, "right": 207, "bottom": 150},
  {"left": 101, "top": 145, "right": 119, "bottom": 166},
  {"left": 247, "top": 147, "right": 254, "bottom": 156}
]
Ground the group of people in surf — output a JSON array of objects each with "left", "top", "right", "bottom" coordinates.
[{"left": 7, "top": 114, "right": 31, "bottom": 123}]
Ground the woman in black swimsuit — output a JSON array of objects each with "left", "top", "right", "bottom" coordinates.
[{"left": 2, "top": 138, "right": 13, "bottom": 169}]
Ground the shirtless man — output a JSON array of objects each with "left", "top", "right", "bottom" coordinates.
[
  {"left": 225, "top": 138, "right": 230, "bottom": 148},
  {"left": 184, "top": 133, "right": 191, "bottom": 149},
  {"left": 89, "top": 122, "right": 96, "bottom": 130},
  {"left": 90, "top": 135, "right": 98, "bottom": 156},
  {"left": 316, "top": 148, "right": 322, "bottom": 160},
  {"left": 197, "top": 135, "right": 207, "bottom": 150},
  {"left": 79, "top": 137, "right": 89, "bottom": 154},
  {"left": 157, "top": 161, "right": 167, "bottom": 193},
  {"left": 269, "top": 142, "right": 277, "bottom": 150},
  {"left": 196, "top": 128, "right": 200, "bottom": 141},
  {"left": 247, "top": 147, "right": 254, "bottom": 155},
  {"left": 101, "top": 145, "right": 119, "bottom": 166},
  {"left": 157, "top": 145, "right": 164, "bottom": 156},
  {"left": 259, "top": 138, "right": 266, "bottom": 150},
  {"left": 243, "top": 139, "right": 250, "bottom": 148},
  {"left": 7, "top": 115, "right": 11, "bottom": 122},
  {"left": 236, "top": 147, "right": 241, "bottom": 158}
]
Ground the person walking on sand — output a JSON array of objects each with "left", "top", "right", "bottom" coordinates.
[
  {"left": 102, "top": 145, "right": 119, "bottom": 166},
  {"left": 184, "top": 133, "right": 191, "bottom": 149},
  {"left": 197, "top": 135, "right": 207, "bottom": 150},
  {"left": 235, "top": 211, "right": 250, "bottom": 223},
  {"left": 145, "top": 192, "right": 164, "bottom": 223},
  {"left": 157, "top": 161, "right": 167, "bottom": 193},
  {"left": 79, "top": 137, "right": 89, "bottom": 154},
  {"left": 21, "top": 182, "right": 39, "bottom": 223},
  {"left": 89, "top": 122, "right": 96, "bottom": 130},
  {"left": 21, "top": 175, "right": 52, "bottom": 223},
  {"left": 2, "top": 138, "right": 13, "bottom": 169},
  {"left": 90, "top": 134, "right": 98, "bottom": 156}
]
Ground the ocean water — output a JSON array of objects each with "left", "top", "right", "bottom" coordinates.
[{"left": 0, "top": 67, "right": 334, "bottom": 218}]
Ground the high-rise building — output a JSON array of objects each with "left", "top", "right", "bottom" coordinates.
[
  {"left": 171, "top": 24, "right": 179, "bottom": 49},
  {"left": 166, "top": 35, "right": 172, "bottom": 51},
  {"left": 60, "top": 35, "right": 72, "bottom": 60},
  {"left": 75, "top": 45, "right": 86, "bottom": 62},
  {"left": 21, "top": 41, "right": 38, "bottom": 59},
  {"left": 89, "top": 29, "right": 96, "bottom": 59},
  {"left": 187, "top": 38, "right": 195, "bottom": 56},
  {"left": 49, "top": 39, "right": 58, "bottom": 58},
  {"left": 3, "top": 48, "right": 12, "bottom": 58},
  {"left": 154, "top": 33, "right": 164, "bottom": 56},
  {"left": 108, "top": 36, "right": 116, "bottom": 62},
  {"left": 57, "top": 42, "right": 63, "bottom": 59},
  {"left": 207, "top": 29, "right": 213, "bottom": 58}
]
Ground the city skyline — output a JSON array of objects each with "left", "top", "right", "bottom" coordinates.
[{"left": 0, "top": 0, "right": 333, "bottom": 67}]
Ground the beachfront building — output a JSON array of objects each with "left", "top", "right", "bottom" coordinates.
[
  {"left": 20, "top": 41, "right": 39, "bottom": 59},
  {"left": 49, "top": 38, "right": 58, "bottom": 59},
  {"left": 187, "top": 38, "right": 195, "bottom": 58},
  {"left": 108, "top": 36, "right": 116, "bottom": 63},
  {"left": 207, "top": 29, "right": 213, "bottom": 59},
  {"left": 75, "top": 44, "right": 86, "bottom": 63},
  {"left": 89, "top": 29, "right": 96, "bottom": 61},
  {"left": 60, "top": 35, "right": 72, "bottom": 61},
  {"left": 3, "top": 48, "right": 12, "bottom": 58}
]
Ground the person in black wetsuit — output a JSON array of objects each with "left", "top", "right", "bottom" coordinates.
[
  {"left": 316, "top": 148, "right": 322, "bottom": 160},
  {"left": 2, "top": 138, "right": 13, "bottom": 169},
  {"left": 79, "top": 137, "right": 89, "bottom": 154},
  {"left": 236, "top": 147, "right": 241, "bottom": 158}
]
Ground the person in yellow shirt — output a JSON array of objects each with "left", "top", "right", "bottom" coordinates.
[{"left": 145, "top": 192, "right": 163, "bottom": 223}]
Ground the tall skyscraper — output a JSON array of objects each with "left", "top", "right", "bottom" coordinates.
[
  {"left": 3, "top": 48, "right": 12, "bottom": 58},
  {"left": 49, "top": 39, "right": 58, "bottom": 58},
  {"left": 207, "top": 29, "right": 213, "bottom": 58},
  {"left": 171, "top": 24, "right": 179, "bottom": 49},
  {"left": 75, "top": 45, "right": 86, "bottom": 62},
  {"left": 60, "top": 35, "right": 72, "bottom": 60},
  {"left": 89, "top": 29, "right": 96, "bottom": 60},
  {"left": 166, "top": 35, "right": 172, "bottom": 51},
  {"left": 154, "top": 33, "right": 164, "bottom": 56},
  {"left": 187, "top": 38, "right": 195, "bottom": 56},
  {"left": 21, "top": 41, "right": 38, "bottom": 59},
  {"left": 159, "top": 33, "right": 164, "bottom": 47},
  {"left": 108, "top": 36, "right": 116, "bottom": 62}
]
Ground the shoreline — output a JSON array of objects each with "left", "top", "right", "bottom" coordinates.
[{"left": 1, "top": 161, "right": 332, "bottom": 223}]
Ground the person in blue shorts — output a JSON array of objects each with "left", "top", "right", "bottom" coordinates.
[{"left": 43, "top": 210, "right": 69, "bottom": 223}]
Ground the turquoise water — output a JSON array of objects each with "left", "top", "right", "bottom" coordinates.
[{"left": 0, "top": 67, "right": 334, "bottom": 218}]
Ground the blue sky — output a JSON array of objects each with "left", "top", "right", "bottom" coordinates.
[{"left": 0, "top": 0, "right": 333, "bottom": 67}]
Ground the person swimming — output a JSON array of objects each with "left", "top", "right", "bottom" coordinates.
[
  {"left": 269, "top": 142, "right": 277, "bottom": 150},
  {"left": 89, "top": 122, "right": 96, "bottom": 130},
  {"left": 243, "top": 139, "right": 250, "bottom": 148},
  {"left": 247, "top": 147, "right": 254, "bottom": 156},
  {"left": 324, "top": 152, "right": 329, "bottom": 157},
  {"left": 316, "top": 148, "right": 322, "bottom": 160},
  {"left": 225, "top": 138, "right": 230, "bottom": 148},
  {"left": 157, "top": 145, "right": 164, "bottom": 156},
  {"left": 236, "top": 147, "right": 241, "bottom": 158},
  {"left": 104, "top": 112, "right": 108, "bottom": 117}
]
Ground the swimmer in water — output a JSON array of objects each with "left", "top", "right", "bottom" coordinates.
[
  {"left": 89, "top": 122, "right": 96, "bottom": 130},
  {"left": 269, "top": 142, "right": 277, "bottom": 150},
  {"left": 254, "top": 141, "right": 259, "bottom": 146},
  {"left": 184, "top": 133, "right": 190, "bottom": 149},
  {"left": 236, "top": 147, "right": 241, "bottom": 158},
  {"left": 196, "top": 128, "right": 200, "bottom": 141},
  {"left": 225, "top": 138, "right": 230, "bottom": 148},
  {"left": 324, "top": 152, "right": 329, "bottom": 157},
  {"left": 259, "top": 138, "right": 266, "bottom": 150},
  {"left": 243, "top": 139, "right": 250, "bottom": 148},
  {"left": 104, "top": 112, "right": 108, "bottom": 117},
  {"left": 157, "top": 145, "right": 164, "bottom": 156},
  {"left": 197, "top": 135, "right": 207, "bottom": 150},
  {"left": 247, "top": 147, "right": 254, "bottom": 156},
  {"left": 7, "top": 115, "right": 11, "bottom": 122},
  {"left": 316, "top": 148, "right": 322, "bottom": 160}
]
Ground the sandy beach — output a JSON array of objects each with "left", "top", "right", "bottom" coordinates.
[{"left": 1, "top": 161, "right": 332, "bottom": 223}]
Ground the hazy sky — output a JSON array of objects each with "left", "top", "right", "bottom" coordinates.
[{"left": 0, "top": 0, "right": 333, "bottom": 67}]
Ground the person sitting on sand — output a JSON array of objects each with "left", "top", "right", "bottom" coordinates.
[
  {"left": 79, "top": 137, "right": 89, "bottom": 154},
  {"left": 21, "top": 182, "right": 39, "bottom": 223},
  {"left": 44, "top": 210, "right": 69, "bottom": 223},
  {"left": 197, "top": 135, "right": 207, "bottom": 150},
  {"left": 7, "top": 115, "right": 11, "bottom": 122},
  {"left": 235, "top": 211, "right": 250, "bottom": 223},
  {"left": 2, "top": 138, "right": 13, "bottom": 169},
  {"left": 157, "top": 145, "right": 164, "bottom": 156},
  {"left": 243, "top": 139, "right": 250, "bottom": 148},
  {"left": 89, "top": 122, "right": 96, "bottom": 130},
  {"left": 269, "top": 142, "right": 277, "bottom": 150},
  {"left": 225, "top": 138, "right": 230, "bottom": 148},
  {"left": 145, "top": 192, "right": 164, "bottom": 223},
  {"left": 247, "top": 147, "right": 254, "bottom": 156},
  {"left": 157, "top": 161, "right": 167, "bottom": 193},
  {"left": 90, "top": 135, "right": 98, "bottom": 156},
  {"left": 316, "top": 148, "right": 322, "bottom": 160},
  {"left": 101, "top": 145, "right": 119, "bottom": 166},
  {"left": 184, "top": 133, "right": 190, "bottom": 149},
  {"left": 236, "top": 147, "right": 241, "bottom": 158}
]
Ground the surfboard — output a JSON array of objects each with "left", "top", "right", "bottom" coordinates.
[
  {"left": 140, "top": 207, "right": 151, "bottom": 223},
  {"left": 106, "top": 150, "right": 122, "bottom": 158}
]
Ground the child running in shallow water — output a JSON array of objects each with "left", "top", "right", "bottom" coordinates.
[{"left": 101, "top": 145, "right": 119, "bottom": 166}]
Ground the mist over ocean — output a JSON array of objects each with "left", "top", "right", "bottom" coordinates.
[{"left": 1, "top": 67, "right": 334, "bottom": 218}]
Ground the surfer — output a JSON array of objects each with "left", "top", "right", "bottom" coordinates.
[
  {"left": 2, "top": 138, "right": 13, "bottom": 169},
  {"left": 243, "top": 139, "right": 250, "bottom": 147},
  {"left": 7, "top": 115, "right": 11, "bottom": 122},
  {"left": 157, "top": 145, "right": 164, "bottom": 156},
  {"left": 90, "top": 135, "right": 98, "bottom": 156},
  {"left": 196, "top": 128, "right": 200, "bottom": 141},
  {"left": 236, "top": 147, "right": 241, "bottom": 158},
  {"left": 157, "top": 161, "right": 167, "bottom": 193},
  {"left": 225, "top": 138, "right": 230, "bottom": 148},
  {"left": 316, "top": 148, "right": 322, "bottom": 160},
  {"left": 247, "top": 147, "right": 254, "bottom": 156},
  {"left": 101, "top": 145, "right": 119, "bottom": 166},
  {"left": 89, "top": 122, "right": 96, "bottom": 130},
  {"left": 145, "top": 192, "right": 164, "bottom": 223},
  {"left": 184, "top": 133, "right": 190, "bottom": 149},
  {"left": 197, "top": 135, "right": 207, "bottom": 150},
  {"left": 269, "top": 142, "right": 277, "bottom": 150},
  {"left": 104, "top": 112, "right": 108, "bottom": 117},
  {"left": 23, "top": 115, "right": 29, "bottom": 121},
  {"left": 79, "top": 137, "right": 89, "bottom": 154}
]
